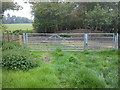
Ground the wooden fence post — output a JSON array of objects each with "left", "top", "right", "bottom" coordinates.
[
  {"left": 12, "top": 34, "right": 15, "bottom": 40},
  {"left": 19, "top": 35, "right": 23, "bottom": 46}
]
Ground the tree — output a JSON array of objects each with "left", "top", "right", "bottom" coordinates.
[
  {"left": 2, "top": 15, "right": 32, "bottom": 24},
  {"left": 32, "top": 2, "right": 118, "bottom": 33},
  {"left": 0, "top": 0, "right": 22, "bottom": 20},
  {"left": 33, "top": 2, "right": 75, "bottom": 33},
  {"left": 84, "top": 4, "right": 118, "bottom": 32},
  {"left": 118, "top": 2, "right": 120, "bottom": 34}
]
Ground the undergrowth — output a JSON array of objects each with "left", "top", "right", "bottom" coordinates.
[
  {"left": 2, "top": 48, "right": 118, "bottom": 88},
  {"left": 2, "top": 41, "right": 37, "bottom": 71}
]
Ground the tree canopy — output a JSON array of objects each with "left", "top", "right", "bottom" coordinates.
[
  {"left": 2, "top": 15, "right": 32, "bottom": 24},
  {"left": 32, "top": 2, "right": 118, "bottom": 33},
  {"left": 2, "top": 1, "right": 22, "bottom": 12},
  {"left": 0, "top": 1, "right": 22, "bottom": 20}
]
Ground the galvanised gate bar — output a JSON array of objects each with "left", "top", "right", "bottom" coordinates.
[{"left": 23, "top": 33, "right": 118, "bottom": 51}]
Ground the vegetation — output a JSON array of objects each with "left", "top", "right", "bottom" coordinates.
[
  {"left": 12, "top": 30, "right": 34, "bottom": 35},
  {"left": 32, "top": 2, "right": 118, "bottom": 33},
  {"left": 2, "top": 41, "right": 37, "bottom": 71},
  {"left": 2, "top": 41, "right": 20, "bottom": 51},
  {"left": 59, "top": 34, "right": 70, "bottom": 37},
  {"left": 3, "top": 15, "right": 32, "bottom": 24},
  {"left": 2, "top": 43, "right": 118, "bottom": 88},
  {"left": 1, "top": 1, "right": 119, "bottom": 88},
  {"left": 3, "top": 24, "right": 33, "bottom": 31},
  {"left": 2, "top": 1, "right": 22, "bottom": 12},
  {"left": 1, "top": 1, "right": 22, "bottom": 19},
  {"left": 118, "top": 2, "right": 120, "bottom": 36}
]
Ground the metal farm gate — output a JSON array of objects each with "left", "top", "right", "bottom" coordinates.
[{"left": 23, "top": 33, "right": 118, "bottom": 51}]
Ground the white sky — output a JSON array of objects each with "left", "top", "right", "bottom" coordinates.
[{"left": 4, "top": 0, "right": 33, "bottom": 20}]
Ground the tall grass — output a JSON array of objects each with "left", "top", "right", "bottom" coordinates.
[
  {"left": 4, "top": 24, "right": 33, "bottom": 31},
  {"left": 2, "top": 49, "right": 118, "bottom": 88},
  {"left": 3, "top": 66, "right": 60, "bottom": 88}
]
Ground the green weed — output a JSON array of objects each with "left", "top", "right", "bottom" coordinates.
[{"left": 2, "top": 49, "right": 118, "bottom": 88}]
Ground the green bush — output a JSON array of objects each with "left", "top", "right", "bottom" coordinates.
[
  {"left": 12, "top": 30, "right": 34, "bottom": 35},
  {"left": 54, "top": 48, "right": 64, "bottom": 57},
  {"left": 59, "top": 34, "right": 70, "bottom": 37},
  {"left": 68, "top": 55, "right": 78, "bottom": 62},
  {"left": 2, "top": 41, "right": 20, "bottom": 51},
  {"left": 2, "top": 48, "right": 37, "bottom": 71},
  {"left": 68, "top": 67, "right": 106, "bottom": 88}
]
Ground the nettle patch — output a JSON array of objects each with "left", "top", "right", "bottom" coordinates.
[{"left": 2, "top": 48, "right": 37, "bottom": 71}]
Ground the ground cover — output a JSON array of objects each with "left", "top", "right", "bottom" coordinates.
[
  {"left": 4, "top": 24, "right": 33, "bottom": 31},
  {"left": 2, "top": 42, "right": 118, "bottom": 88}
]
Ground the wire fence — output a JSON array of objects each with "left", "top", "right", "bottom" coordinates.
[
  {"left": 2, "top": 31, "right": 19, "bottom": 44},
  {"left": 23, "top": 33, "right": 118, "bottom": 51},
  {"left": 1, "top": 31, "right": 22, "bottom": 46}
]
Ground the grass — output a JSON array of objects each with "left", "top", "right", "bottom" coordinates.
[
  {"left": 2, "top": 49, "right": 118, "bottom": 88},
  {"left": 4, "top": 24, "right": 33, "bottom": 31},
  {"left": 27, "top": 43, "right": 114, "bottom": 51}
]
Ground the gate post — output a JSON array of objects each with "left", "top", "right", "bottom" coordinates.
[
  {"left": 19, "top": 35, "right": 23, "bottom": 47},
  {"left": 114, "top": 33, "right": 118, "bottom": 49},
  {"left": 25, "top": 33, "right": 28, "bottom": 46},
  {"left": 23, "top": 33, "right": 26, "bottom": 47},
  {"left": 84, "top": 34, "right": 88, "bottom": 49}
]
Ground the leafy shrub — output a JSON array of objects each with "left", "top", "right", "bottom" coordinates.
[
  {"left": 12, "top": 30, "right": 34, "bottom": 35},
  {"left": 60, "top": 66, "right": 106, "bottom": 88},
  {"left": 2, "top": 48, "right": 37, "bottom": 71},
  {"left": 59, "top": 34, "right": 70, "bottom": 37},
  {"left": 54, "top": 48, "right": 64, "bottom": 57},
  {"left": 2, "top": 41, "right": 20, "bottom": 51},
  {"left": 82, "top": 51, "right": 90, "bottom": 54},
  {"left": 69, "top": 67, "right": 106, "bottom": 88},
  {"left": 56, "top": 48, "right": 62, "bottom": 52},
  {"left": 68, "top": 55, "right": 78, "bottom": 62}
]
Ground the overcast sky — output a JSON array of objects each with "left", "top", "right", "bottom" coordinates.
[{"left": 4, "top": 0, "right": 33, "bottom": 20}]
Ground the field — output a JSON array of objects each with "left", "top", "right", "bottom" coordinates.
[
  {"left": 4, "top": 24, "right": 33, "bottom": 31},
  {"left": 2, "top": 41, "right": 118, "bottom": 88},
  {"left": 2, "top": 24, "right": 118, "bottom": 88}
]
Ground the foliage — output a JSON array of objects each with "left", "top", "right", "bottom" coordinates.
[
  {"left": 2, "top": 41, "right": 37, "bottom": 71},
  {"left": 2, "top": 64, "right": 60, "bottom": 88},
  {"left": 84, "top": 4, "right": 118, "bottom": 32},
  {"left": 2, "top": 41, "right": 20, "bottom": 51},
  {"left": 68, "top": 55, "right": 78, "bottom": 62},
  {"left": 59, "top": 34, "right": 70, "bottom": 37},
  {"left": 0, "top": 24, "right": 8, "bottom": 32},
  {"left": 2, "top": 49, "right": 118, "bottom": 88},
  {"left": 33, "top": 2, "right": 118, "bottom": 33},
  {"left": 4, "top": 24, "right": 33, "bottom": 31},
  {"left": 54, "top": 48, "right": 64, "bottom": 57},
  {"left": 2, "top": 15, "right": 32, "bottom": 24},
  {"left": 2, "top": 48, "right": 37, "bottom": 71},
  {"left": 12, "top": 30, "right": 34, "bottom": 35},
  {"left": 33, "top": 2, "right": 75, "bottom": 33},
  {"left": 1, "top": 1, "right": 22, "bottom": 19},
  {"left": 2, "top": 1, "right": 22, "bottom": 12},
  {"left": 118, "top": 2, "right": 120, "bottom": 35},
  {"left": 53, "top": 50, "right": 118, "bottom": 88}
]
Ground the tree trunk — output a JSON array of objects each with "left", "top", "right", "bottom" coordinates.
[
  {"left": 95, "top": 26, "right": 97, "bottom": 31},
  {"left": 100, "top": 25, "right": 102, "bottom": 31},
  {"left": 45, "top": 27, "right": 47, "bottom": 33}
]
